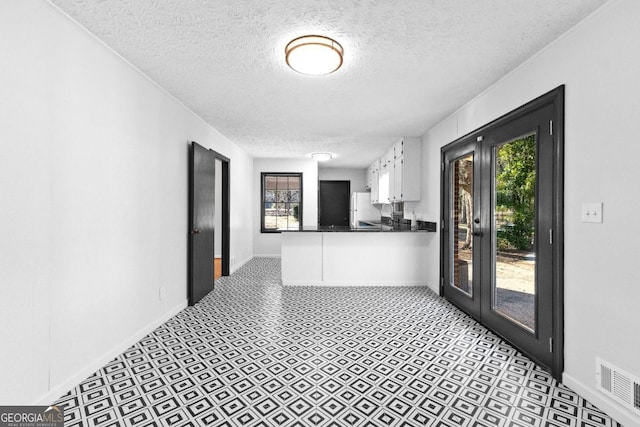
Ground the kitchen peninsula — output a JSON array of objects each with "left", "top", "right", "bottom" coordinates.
[{"left": 281, "top": 226, "right": 432, "bottom": 286}]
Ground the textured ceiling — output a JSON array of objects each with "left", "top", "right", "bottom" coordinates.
[{"left": 49, "top": 0, "right": 608, "bottom": 168}]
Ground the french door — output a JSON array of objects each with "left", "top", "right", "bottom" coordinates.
[{"left": 441, "top": 87, "right": 564, "bottom": 378}]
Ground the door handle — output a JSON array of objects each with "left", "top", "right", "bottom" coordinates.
[
  {"left": 472, "top": 218, "right": 481, "bottom": 236},
  {"left": 192, "top": 228, "right": 201, "bottom": 235}
]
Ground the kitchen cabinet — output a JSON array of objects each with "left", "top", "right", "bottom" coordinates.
[
  {"left": 369, "top": 160, "right": 380, "bottom": 203},
  {"left": 384, "top": 146, "right": 395, "bottom": 167},
  {"left": 392, "top": 137, "right": 407, "bottom": 158},
  {"left": 378, "top": 160, "right": 390, "bottom": 203},
  {"left": 372, "top": 137, "right": 421, "bottom": 203},
  {"left": 393, "top": 157, "right": 403, "bottom": 201},
  {"left": 380, "top": 145, "right": 400, "bottom": 203},
  {"left": 390, "top": 137, "right": 421, "bottom": 201},
  {"left": 367, "top": 160, "right": 379, "bottom": 189}
]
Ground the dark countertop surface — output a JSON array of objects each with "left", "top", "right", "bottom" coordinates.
[{"left": 283, "top": 226, "right": 429, "bottom": 233}]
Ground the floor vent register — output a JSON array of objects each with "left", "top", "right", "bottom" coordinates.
[{"left": 596, "top": 357, "right": 640, "bottom": 416}]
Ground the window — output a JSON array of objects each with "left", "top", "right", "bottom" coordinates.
[{"left": 261, "top": 173, "right": 303, "bottom": 232}]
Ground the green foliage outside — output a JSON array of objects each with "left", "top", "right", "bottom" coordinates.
[{"left": 495, "top": 135, "right": 536, "bottom": 250}]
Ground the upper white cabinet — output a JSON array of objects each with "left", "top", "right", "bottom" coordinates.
[
  {"left": 371, "top": 137, "right": 421, "bottom": 203},
  {"left": 367, "top": 159, "right": 381, "bottom": 203},
  {"left": 391, "top": 137, "right": 421, "bottom": 202},
  {"left": 378, "top": 156, "right": 390, "bottom": 203},
  {"left": 384, "top": 146, "right": 395, "bottom": 168}
]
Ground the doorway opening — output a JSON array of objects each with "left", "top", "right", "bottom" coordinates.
[
  {"left": 214, "top": 158, "right": 223, "bottom": 280},
  {"left": 216, "top": 153, "right": 230, "bottom": 279},
  {"left": 440, "top": 86, "right": 564, "bottom": 379}
]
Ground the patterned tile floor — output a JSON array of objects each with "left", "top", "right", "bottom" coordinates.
[{"left": 55, "top": 258, "right": 622, "bottom": 426}]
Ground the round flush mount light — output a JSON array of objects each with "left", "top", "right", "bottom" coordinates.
[
  {"left": 311, "top": 152, "right": 333, "bottom": 161},
  {"left": 285, "top": 35, "right": 344, "bottom": 76}
]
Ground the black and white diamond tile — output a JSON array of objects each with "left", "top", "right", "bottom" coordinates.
[{"left": 55, "top": 258, "right": 622, "bottom": 426}]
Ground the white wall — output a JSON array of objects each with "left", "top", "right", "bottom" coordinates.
[
  {"left": 253, "top": 159, "right": 318, "bottom": 256},
  {"left": 229, "top": 151, "right": 255, "bottom": 271},
  {"left": 414, "top": 0, "right": 640, "bottom": 424},
  {"left": 318, "top": 167, "right": 368, "bottom": 193},
  {"left": 0, "top": 0, "right": 253, "bottom": 405}
]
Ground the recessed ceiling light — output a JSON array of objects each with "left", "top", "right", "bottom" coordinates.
[
  {"left": 285, "top": 35, "right": 344, "bottom": 76},
  {"left": 311, "top": 152, "right": 333, "bottom": 161}
]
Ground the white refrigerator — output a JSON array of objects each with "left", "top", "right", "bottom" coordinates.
[{"left": 350, "top": 192, "right": 381, "bottom": 228}]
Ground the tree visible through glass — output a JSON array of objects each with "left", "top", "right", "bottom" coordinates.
[
  {"left": 493, "top": 134, "right": 537, "bottom": 332},
  {"left": 450, "top": 154, "right": 474, "bottom": 296}
]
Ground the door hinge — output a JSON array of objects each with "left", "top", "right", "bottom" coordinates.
[
  {"left": 441, "top": 162, "right": 445, "bottom": 172},
  {"left": 440, "top": 277, "right": 444, "bottom": 288},
  {"left": 441, "top": 219, "right": 445, "bottom": 229},
  {"left": 550, "top": 120, "right": 553, "bottom": 135},
  {"left": 549, "top": 228, "right": 553, "bottom": 244},
  {"left": 549, "top": 337, "right": 553, "bottom": 353}
]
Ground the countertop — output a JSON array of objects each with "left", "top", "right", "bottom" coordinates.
[{"left": 283, "top": 225, "right": 431, "bottom": 233}]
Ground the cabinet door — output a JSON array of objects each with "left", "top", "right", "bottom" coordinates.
[
  {"left": 389, "top": 161, "right": 396, "bottom": 202},
  {"left": 393, "top": 157, "right": 403, "bottom": 200},
  {"left": 379, "top": 165, "right": 390, "bottom": 203},
  {"left": 393, "top": 139, "right": 404, "bottom": 158},
  {"left": 385, "top": 148, "right": 395, "bottom": 167},
  {"left": 371, "top": 166, "right": 380, "bottom": 203},
  {"left": 400, "top": 138, "right": 421, "bottom": 201}
]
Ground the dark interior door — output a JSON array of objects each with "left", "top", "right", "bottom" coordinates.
[
  {"left": 319, "top": 180, "right": 350, "bottom": 226},
  {"left": 189, "top": 142, "right": 215, "bottom": 305}
]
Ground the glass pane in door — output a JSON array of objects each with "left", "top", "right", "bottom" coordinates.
[
  {"left": 449, "top": 154, "right": 474, "bottom": 296},
  {"left": 493, "top": 134, "right": 537, "bottom": 332}
]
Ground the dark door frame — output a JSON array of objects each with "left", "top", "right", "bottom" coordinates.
[
  {"left": 188, "top": 141, "right": 231, "bottom": 306},
  {"left": 214, "top": 151, "right": 231, "bottom": 277},
  {"left": 439, "top": 86, "right": 564, "bottom": 380}
]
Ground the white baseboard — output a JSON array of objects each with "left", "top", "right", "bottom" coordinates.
[
  {"left": 425, "top": 282, "right": 439, "bottom": 294},
  {"left": 230, "top": 255, "right": 253, "bottom": 274},
  {"left": 33, "top": 299, "right": 188, "bottom": 405},
  {"left": 562, "top": 372, "right": 637, "bottom": 427},
  {"left": 283, "top": 281, "right": 428, "bottom": 287},
  {"left": 228, "top": 254, "right": 282, "bottom": 275}
]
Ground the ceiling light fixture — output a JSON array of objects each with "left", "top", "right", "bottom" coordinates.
[
  {"left": 311, "top": 152, "right": 333, "bottom": 161},
  {"left": 285, "top": 35, "right": 344, "bottom": 76}
]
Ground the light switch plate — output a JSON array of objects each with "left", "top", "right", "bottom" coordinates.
[{"left": 581, "top": 202, "right": 603, "bottom": 223}]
